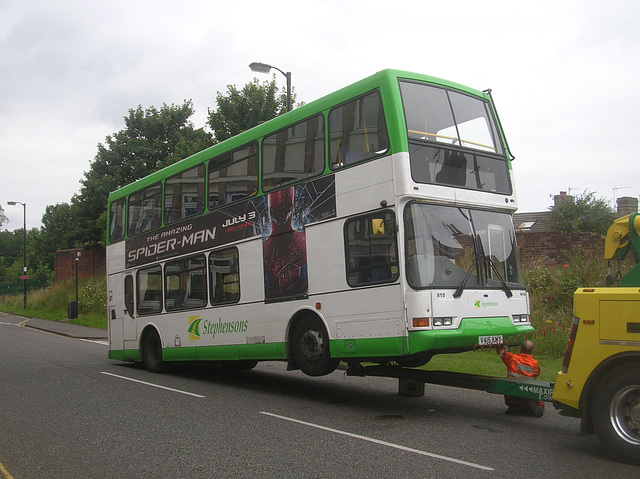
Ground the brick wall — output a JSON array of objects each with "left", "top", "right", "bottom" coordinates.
[
  {"left": 54, "top": 248, "right": 105, "bottom": 282},
  {"left": 516, "top": 231, "right": 604, "bottom": 265}
]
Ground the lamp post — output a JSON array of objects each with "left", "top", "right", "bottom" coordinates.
[
  {"left": 7, "top": 201, "right": 27, "bottom": 309},
  {"left": 69, "top": 250, "right": 81, "bottom": 320},
  {"left": 75, "top": 251, "right": 81, "bottom": 303},
  {"left": 249, "top": 62, "right": 292, "bottom": 112}
]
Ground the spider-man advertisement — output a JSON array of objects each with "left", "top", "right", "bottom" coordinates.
[
  {"left": 260, "top": 176, "right": 336, "bottom": 302},
  {"left": 125, "top": 175, "right": 336, "bottom": 301}
]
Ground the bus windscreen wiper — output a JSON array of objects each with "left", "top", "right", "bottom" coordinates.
[
  {"left": 483, "top": 255, "right": 513, "bottom": 298},
  {"left": 453, "top": 262, "right": 476, "bottom": 298}
]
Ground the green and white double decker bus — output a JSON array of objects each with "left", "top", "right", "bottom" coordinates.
[{"left": 106, "top": 69, "right": 533, "bottom": 376}]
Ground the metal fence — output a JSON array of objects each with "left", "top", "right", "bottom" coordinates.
[{"left": 0, "top": 279, "right": 51, "bottom": 301}]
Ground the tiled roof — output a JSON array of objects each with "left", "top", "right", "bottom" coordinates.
[{"left": 513, "top": 210, "right": 552, "bottom": 232}]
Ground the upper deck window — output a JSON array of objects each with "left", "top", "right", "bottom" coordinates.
[
  {"left": 400, "top": 81, "right": 511, "bottom": 194},
  {"left": 109, "top": 197, "right": 126, "bottom": 243},
  {"left": 128, "top": 183, "right": 162, "bottom": 236},
  {"left": 208, "top": 142, "right": 258, "bottom": 209},
  {"left": 165, "top": 164, "right": 206, "bottom": 224},
  {"left": 329, "top": 91, "right": 389, "bottom": 169},
  {"left": 262, "top": 115, "right": 324, "bottom": 191}
]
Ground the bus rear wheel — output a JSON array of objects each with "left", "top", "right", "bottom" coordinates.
[
  {"left": 291, "top": 316, "right": 339, "bottom": 377},
  {"left": 141, "top": 329, "right": 165, "bottom": 373}
]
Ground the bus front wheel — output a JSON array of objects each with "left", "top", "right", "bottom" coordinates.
[
  {"left": 141, "top": 329, "right": 165, "bottom": 373},
  {"left": 291, "top": 316, "right": 339, "bottom": 377}
]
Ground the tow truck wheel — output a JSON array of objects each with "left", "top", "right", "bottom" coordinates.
[{"left": 591, "top": 365, "right": 640, "bottom": 465}]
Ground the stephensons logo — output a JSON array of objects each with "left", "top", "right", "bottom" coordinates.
[
  {"left": 187, "top": 315, "right": 248, "bottom": 341},
  {"left": 475, "top": 300, "right": 499, "bottom": 309}
]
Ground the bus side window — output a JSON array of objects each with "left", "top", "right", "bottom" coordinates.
[
  {"left": 344, "top": 211, "right": 399, "bottom": 287},
  {"left": 329, "top": 90, "right": 389, "bottom": 169},
  {"left": 124, "top": 274, "right": 134, "bottom": 317},
  {"left": 208, "top": 142, "right": 259, "bottom": 210},
  {"left": 164, "top": 164, "right": 205, "bottom": 224},
  {"left": 136, "top": 265, "right": 163, "bottom": 315},
  {"left": 164, "top": 255, "right": 207, "bottom": 311},
  {"left": 109, "top": 198, "right": 126, "bottom": 243},
  {"left": 128, "top": 184, "right": 162, "bottom": 237},
  {"left": 262, "top": 115, "right": 324, "bottom": 191},
  {"left": 209, "top": 248, "right": 240, "bottom": 305}
]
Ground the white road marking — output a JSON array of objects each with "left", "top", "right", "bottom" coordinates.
[
  {"left": 80, "top": 338, "right": 109, "bottom": 345},
  {"left": 101, "top": 372, "right": 205, "bottom": 398},
  {"left": 260, "top": 411, "right": 494, "bottom": 471}
]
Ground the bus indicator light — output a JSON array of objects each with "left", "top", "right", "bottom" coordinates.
[{"left": 413, "top": 317, "right": 430, "bottom": 328}]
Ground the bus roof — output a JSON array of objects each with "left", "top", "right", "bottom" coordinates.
[{"left": 107, "top": 69, "right": 489, "bottom": 202}]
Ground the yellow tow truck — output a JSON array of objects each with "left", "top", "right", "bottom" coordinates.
[
  {"left": 347, "top": 214, "right": 640, "bottom": 465},
  {"left": 552, "top": 213, "right": 640, "bottom": 465}
]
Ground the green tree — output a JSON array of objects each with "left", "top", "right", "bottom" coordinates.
[
  {"left": 0, "top": 205, "right": 8, "bottom": 229},
  {"left": 0, "top": 227, "right": 52, "bottom": 292},
  {"left": 548, "top": 190, "right": 616, "bottom": 235},
  {"left": 0, "top": 229, "right": 20, "bottom": 289},
  {"left": 207, "top": 76, "right": 295, "bottom": 143},
  {"left": 35, "top": 203, "right": 78, "bottom": 268},
  {"left": 72, "top": 101, "right": 213, "bottom": 246}
]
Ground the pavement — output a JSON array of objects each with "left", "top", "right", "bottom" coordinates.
[{"left": 0, "top": 311, "right": 108, "bottom": 340}]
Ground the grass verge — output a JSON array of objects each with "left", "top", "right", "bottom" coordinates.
[
  {"left": 0, "top": 277, "right": 107, "bottom": 329},
  {"left": 425, "top": 349, "right": 561, "bottom": 383}
]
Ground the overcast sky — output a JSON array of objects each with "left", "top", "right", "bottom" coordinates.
[{"left": 1, "top": 0, "right": 638, "bottom": 231}]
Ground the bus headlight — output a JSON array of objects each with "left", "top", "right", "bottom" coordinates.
[
  {"left": 433, "top": 317, "right": 453, "bottom": 327},
  {"left": 513, "top": 314, "right": 528, "bottom": 323}
]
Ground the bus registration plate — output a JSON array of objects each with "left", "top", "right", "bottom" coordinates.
[{"left": 478, "top": 335, "right": 502, "bottom": 346}]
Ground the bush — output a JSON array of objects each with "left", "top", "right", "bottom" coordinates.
[
  {"left": 78, "top": 276, "right": 107, "bottom": 315},
  {"left": 548, "top": 190, "right": 615, "bottom": 235},
  {"left": 524, "top": 249, "right": 607, "bottom": 357}
]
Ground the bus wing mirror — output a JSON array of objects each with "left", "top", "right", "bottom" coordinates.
[{"left": 372, "top": 218, "right": 386, "bottom": 236}]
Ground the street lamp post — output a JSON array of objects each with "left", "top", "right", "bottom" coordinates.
[
  {"left": 249, "top": 62, "right": 292, "bottom": 112},
  {"left": 75, "top": 251, "right": 81, "bottom": 303},
  {"left": 7, "top": 201, "right": 27, "bottom": 309}
]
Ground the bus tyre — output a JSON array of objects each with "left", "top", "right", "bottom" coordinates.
[
  {"left": 591, "top": 365, "right": 640, "bottom": 465},
  {"left": 141, "top": 329, "right": 165, "bottom": 373},
  {"left": 291, "top": 316, "right": 339, "bottom": 377}
]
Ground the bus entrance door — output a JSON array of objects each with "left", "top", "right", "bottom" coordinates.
[
  {"left": 122, "top": 274, "right": 137, "bottom": 346},
  {"left": 107, "top": 273, "right": 125, "bottom": 351},
  {"left": 108, "top": 273, "right": 137, "bottom": 351}
]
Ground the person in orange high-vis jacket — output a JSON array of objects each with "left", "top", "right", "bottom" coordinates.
[{"left": 497, "top": 340, "right": 545, "bottom": 417}]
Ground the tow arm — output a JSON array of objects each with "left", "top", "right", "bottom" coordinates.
[{"left": 346, "top": 364, "right": 554, "bottom": 402}]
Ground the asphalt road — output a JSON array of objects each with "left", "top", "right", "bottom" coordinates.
[{"left": 0, "top": 312, "right": 637, "bottom": 478}]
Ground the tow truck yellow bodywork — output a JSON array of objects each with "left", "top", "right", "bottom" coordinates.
[{"left": 552, "top": 213, "right": 640, "bottom": 466}]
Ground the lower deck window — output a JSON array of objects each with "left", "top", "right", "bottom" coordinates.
[
  {"left": 344, "top": 211, "right": 399, "bottom": 287},
  {"left": 136, "top": 266, "right": 162, "bottom": 315},
  {"left": 165, "top": 255, "right": 207, "bottom": 311},
  {"left": 209, "top": 248, "right": 240, "bottom": 305}
]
